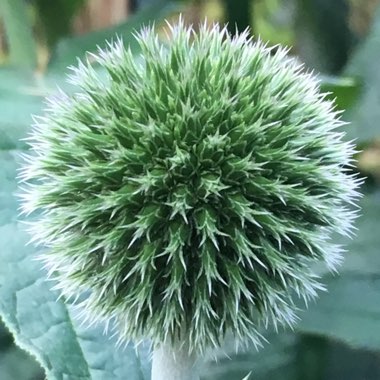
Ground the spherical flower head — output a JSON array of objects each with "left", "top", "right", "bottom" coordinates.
[{"left": 20, "top": 20, "right": 361, "bottom": 353}]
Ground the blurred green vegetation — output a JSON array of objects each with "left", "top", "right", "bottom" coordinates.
[{"left": 0, "top": 0, "right": 379, "bottom": 379}]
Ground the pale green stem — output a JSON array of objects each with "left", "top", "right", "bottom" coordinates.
[{"left": 151, "top": 341, "right": 200, "bottom": 380}]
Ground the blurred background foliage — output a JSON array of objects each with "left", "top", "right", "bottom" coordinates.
[{"left": 0, "top": 0, "right": 379, "bottom": 379}]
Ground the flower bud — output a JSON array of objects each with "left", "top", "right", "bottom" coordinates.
[{"left": 20, "top": 21, "right": 361, "bottom": 353}]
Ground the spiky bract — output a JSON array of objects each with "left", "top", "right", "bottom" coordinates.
[{"left": 20, "top": 21, "right": 360, "bottom": 353}]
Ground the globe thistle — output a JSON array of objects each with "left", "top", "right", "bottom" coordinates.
[{"left": 20, "top": 21, "right": 360, "bottom": 357}]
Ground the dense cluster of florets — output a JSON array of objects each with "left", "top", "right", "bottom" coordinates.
[{"left": 20, "top": 21, "right": 360, "bottom": 353}]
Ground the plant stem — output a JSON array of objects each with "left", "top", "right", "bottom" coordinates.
[{"left": 151, "top": 341, "right": 200, "bottom": 380}]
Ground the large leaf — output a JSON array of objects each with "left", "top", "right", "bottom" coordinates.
[
  {"left": 49, "top": 0, "right": 182, "bottom": 71},
  {"left": 201, "top": 332, "right": 297, "bottom": 380},
  {"left": 344, "top": 4, "right": 380, "bottom": 141},
  {"left": 0, "top": 345, "right": 43, "bottom": 380},
  {"left": 0, "top": 69, "right": 44, "bottom": 150},
  {"left": 0, "top": 67, "right": 80, "bottom": 150},
  {"left": 0, "top": 150, "right": 150, "bottom": 380},
  {"left": 0, "top": 0, "right": 37, "bottom": 68},
  {"left": 296, "top": 190, "right": 380, "bottom": 350}
]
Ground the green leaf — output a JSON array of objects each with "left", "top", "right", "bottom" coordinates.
[
  {"left": 0, "top": 69, "right": 43, "bottom": 150},
  {"left": 320, "top": 76, "right": 361, "bottom": 112},
  {"left": 0, "top": 151, "right": 150, "bottom": 380},
  {"left": 201, "top": 332, "right": 298, "bottom": 380},
  {"left": 0, "top": 67, "right": 79, "bottom": 150},
  {"left": 0, "top": 0, "right": 37, "bottom": 68},
  {"left": 0, "top": 317, "right": 43, "bottom": 380},
  {"left": 344, "top": 5, "right": 380, "bottom": 141},
  {"left": 0, "top": 345, "right": 43, "bottom": 380},
  {"left": 296, "top": 191, "right": 380, "bottom": 350},
  {"left": 49, "top": 0, "right": 183, "bottom": 71}
]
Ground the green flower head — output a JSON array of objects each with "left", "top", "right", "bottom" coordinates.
[{"left": 20, "top": 20, "right": 361, "bottom": 353}]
